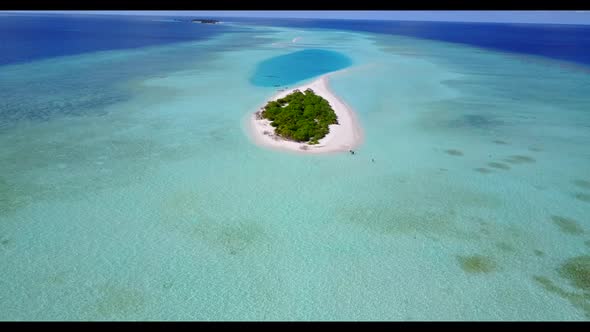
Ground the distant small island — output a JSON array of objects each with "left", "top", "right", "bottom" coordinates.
[
  {"left": 256, "top": 88, "right": 338, "bottom": 145},
  {"left": 192, "top": 19, "right": 220, "bottom": 24}
]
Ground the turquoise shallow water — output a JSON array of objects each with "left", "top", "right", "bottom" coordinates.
[
  {"left": 1, "top": 25, "right": 590, "bottom": 320},
  {"left": 249, "top": 48, "right": 353, "bottom": 87}
]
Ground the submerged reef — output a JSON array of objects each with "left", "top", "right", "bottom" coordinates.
[
  {"left": 487, "top": 162, "right": 511, "bottom": 170},
  {"left": 504, "top": 155, "right": 536, "bottom": 164},
  {"left": 456, "top": 255, "right": 497, "bottom": 274},
  {"left": 559, "top": 255, "right": 590, "bottom": 292},
  {"left": 573, "top": 179, "right": 590, "bottom": 190},
  {"left": 445, "top": 149, "right": 464, "bottom": 156},
  {"left": 551, "top": 215, "right": 585, "bottom": 235}
]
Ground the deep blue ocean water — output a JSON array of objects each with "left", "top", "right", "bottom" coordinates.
[
  {"left": 0, "top": 14, "right": 229, "bottom": 66},
  {"left": 227, "top": 17, "right": 590, "bottom": 67},
  {"left": 1, "top": 14, "right": 589, "bottom": 68},
  {"left": 249, "top": 49, "right": 352, "bottom": 87}
]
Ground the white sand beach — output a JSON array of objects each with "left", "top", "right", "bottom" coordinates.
[{"left": 247, "top": 73, "right": 363, "bottom": 154}]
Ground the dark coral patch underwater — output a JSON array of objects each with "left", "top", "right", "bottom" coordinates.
[
  {"left": 533, "top": 275, "right": 590, "bottom": 318},
  {"left": 559, "top": 255, "right": 590, "bottom": 292},
  {"left": 504, "top": 155, "right": 536, "bottom": 164},
  {"left": 573, "top": 179, "right": 590, "bottom": 190},
  {"left": 445, "top": 149, "right": 464, "bottom": 156},
  {"left": 573, "top": 192, "right": 590, "bottom": 203},
  {"left": 551, "top": 215, "right": 585, "bottom": 235},
  {"left": 492, "top": 140, "right": 509, "bottom": 145},
  {"left": 456, "top": 255, "right": 497, "bottom": 274},
  {"left": 474, "top": 167, "right": 492, "bottom": 174},
  {"left": 487, "top": 162, "right": 511, "bottom": 170}
]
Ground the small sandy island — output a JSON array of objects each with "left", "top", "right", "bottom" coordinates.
[{"left": 247, "top": 73, "right": 363, "bottom": 154}]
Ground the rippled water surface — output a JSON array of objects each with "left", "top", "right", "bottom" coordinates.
[{"left": 0, "top": 15, "right": 589, "bottom": 320}]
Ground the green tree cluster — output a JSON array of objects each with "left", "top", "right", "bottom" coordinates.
[{"left": 261, "top": 88, "right": 338, "bottom": 144}]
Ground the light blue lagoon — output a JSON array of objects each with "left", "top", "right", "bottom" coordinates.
[
  {"left": 249, "top": 49, "right": 353, "bottom": 87},
  {"left": 0, "top": 21, "right": 589, "bottom": 321}
]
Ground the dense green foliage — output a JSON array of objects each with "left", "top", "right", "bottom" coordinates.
[{"left": 261, "top": 89, "right": 338, "bottom": 144}]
